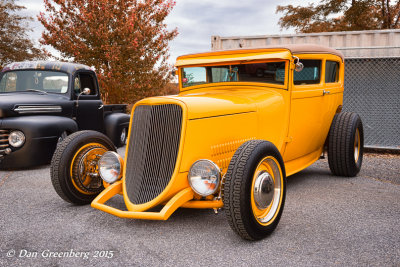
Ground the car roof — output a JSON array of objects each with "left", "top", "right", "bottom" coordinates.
[
  {"left": 1, "top": 61, "right": 93, "bottom": 74},
  {"left": 176, "top": 44, "right": 344, "bottom": 67}
]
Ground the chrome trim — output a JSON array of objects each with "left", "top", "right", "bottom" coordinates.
[
  {"left": 188, "top": 159, "right": 221, "bottom": 197},
  {"left": 0, "top": 129, "right": 10, "bottom": 156},
  {"left": 253, "top": 157, "right": 282, "bottom": 224},
  {"left": 14, "top": 105, "right": 62, "bottom": 114},
  {"left": 253, "top": 171, "right": 274, "bottom": 209}
]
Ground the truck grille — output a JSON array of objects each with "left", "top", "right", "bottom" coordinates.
[
  {"left": 0, "top": 130, "right": 10, "bottom": 158},
  {"left": 125, "top": 104, "right": 183, "bottom": 205}
]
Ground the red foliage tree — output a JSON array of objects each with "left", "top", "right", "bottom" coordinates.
[
  {"left": 38, "top": 0, "right": 178, "bottom": 104},
  {"left": 276, "top": 0, "right": 400, "bottom": 33},
  {"left": 0, "top": 0, "right": 47, "bottom": 68}
]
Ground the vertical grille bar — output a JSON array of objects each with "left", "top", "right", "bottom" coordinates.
[{"left": 125, "top": 104, "right": 183, "bottom": 204}]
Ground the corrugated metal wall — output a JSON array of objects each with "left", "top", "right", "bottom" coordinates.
[{"left": 212, "top": 30, "right": 400, "bottom": 149}]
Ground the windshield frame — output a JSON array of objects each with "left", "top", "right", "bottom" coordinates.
[
  {"left": 179, "top": 59, "right": 289, "bottom": 91},
  {"left": 0, "top": 69, "right": 71, "bottom": 95}
]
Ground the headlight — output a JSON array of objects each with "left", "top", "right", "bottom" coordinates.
[
  {"left": 98, "top": 151, "right": 124, "bottom": 184},
  {"left": 188, "top": 159, "right": 221, "bottom": 197},
  {"left": 8, "top": 130, "right": 25, "bottom": 148}
]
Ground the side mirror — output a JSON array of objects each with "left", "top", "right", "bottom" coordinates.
[
  {"left": 76, "top": 88, "right": 91, "bottom": 108},
  {"left": 82, "top": 88, "right": 91, "bottom": 95},
  {"left": 293, "top": 57, "right": 304, "bottom": 72},
  {"left": 171, "top": 69, "right": 177, "bottom": 76}
]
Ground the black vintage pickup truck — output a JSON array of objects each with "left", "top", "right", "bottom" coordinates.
[{"left": 0, "top": 61, "right": 130, "bottom": 169}]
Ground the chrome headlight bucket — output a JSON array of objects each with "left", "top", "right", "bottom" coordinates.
[
  {"left": 98, "top": 151, "right": 124, "bottom": 184},
  {"left": 188, "top": 159, "right": 221, "bottom": 197},
  {"left": 8, "top": 130, "right": 25, "bottom": 148}
]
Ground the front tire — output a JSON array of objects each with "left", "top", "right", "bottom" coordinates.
[
  {"left": 51, "top": 130, "right": 116, "bottom": 205},
  {"left": 327, "top": 112, "right": 364, "bottom": 177},
  {"left": 223, "top": 140, "right": 286, "bottom": 240}
]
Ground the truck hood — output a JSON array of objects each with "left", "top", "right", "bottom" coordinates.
[
  {"left": 159, "top": 88, "right": 266, "bottom": 119},
  {"left": 0, "top": 92, "right": 71, "bottom": 118}
]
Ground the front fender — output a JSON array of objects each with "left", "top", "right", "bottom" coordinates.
[
  {"left": 0, "top": 115, "right": 78, "bottom": 138},
  {"left": 104, "top": 113, "right": 130, "bottom": 146},
  {"left": 0, "top": 116, "right": 78, "bottom": 169}
]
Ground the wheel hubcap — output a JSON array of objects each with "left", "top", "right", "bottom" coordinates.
[
  {"left": 71, "top": 144, "right": 107, "bottom": 194},
  {"left": 120, "top": 128, "right": 127, "bottom": 144},
  {"left": 253, "top": 171, "right": 274, "bottom": 209}
]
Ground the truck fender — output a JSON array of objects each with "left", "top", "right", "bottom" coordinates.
[
  {"left": 0, "top": 116, "right": 78, "bottom": 168},
  {"left": 1, "top": 115, "right": 78, "bottom": 139},
  {"left": 104, "top": 113, "right": 130, "bottom": 147}
]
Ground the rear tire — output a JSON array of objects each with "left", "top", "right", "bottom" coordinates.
[
  {"left": 327, "top": 112, "right": 364, "bottom": 177},
  {"left": 223, "top": 140, "right": 286, "bottom": 240},
  {"left": 51, "top": 130, "right": 116, "bottom": 205}
]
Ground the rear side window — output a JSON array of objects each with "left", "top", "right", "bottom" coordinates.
[
  {"left": 325, "top": 61, "right": 339, "bottom": 83},
  {"left": 293, "top": 60, "right": 321, "bottom": 85}
]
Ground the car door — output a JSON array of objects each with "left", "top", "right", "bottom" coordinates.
[
  {"left": 283, "top": 58, "right": 337, "bottom": 162},
  {"left": 73, "top": 71, "right": 105, "bottom": 132}
]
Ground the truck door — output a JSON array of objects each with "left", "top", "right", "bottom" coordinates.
[
  {"left": 283, "top": 59, "right": 338, "bottom": 162},
  {"left": 73, "top": 71, "right": 105, "bottom": 132}
]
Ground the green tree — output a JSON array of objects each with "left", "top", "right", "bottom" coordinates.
[
  {"left": 0, "top": 0, "right": 47, "bottom": 68},
  {"left": 276, "top": 0, "right": 400, "bottom": 33},
  {"left": 38, "top": 0, "right": 178, "bottom": 104}
]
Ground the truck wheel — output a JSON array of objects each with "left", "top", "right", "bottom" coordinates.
[
  {"left": 223, "top": 140, "right": 286, "bottom": 240},
  {"left": 327, "top": 112, "right": 364, "bottom": 177},
  {"left": 51, "top": 130, "right": 116, "bottom": 205},
  {"left": 119, "top": 127, "right": 128, "bottom": 146}
]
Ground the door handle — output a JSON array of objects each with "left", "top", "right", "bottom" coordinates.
[
  {"left": 98, "top": 105, "right": 104, "bottom": 109},
  {"left": 323, "top": 90, "right": 330, "bottom": 95}
]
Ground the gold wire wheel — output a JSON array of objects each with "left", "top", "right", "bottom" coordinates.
[
  {"left": 250, "top": 156, "right": 283, "bottom": 226},
  {"left": 70, "top": 143, "right": 108, "bottom": 195},
  {"left": 354, "top": 128, "right": 361, "bottom": 163}
]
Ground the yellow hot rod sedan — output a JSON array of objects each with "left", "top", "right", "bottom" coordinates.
[{"left": 51, "top": 44, "right": 364, "bottom": 240}]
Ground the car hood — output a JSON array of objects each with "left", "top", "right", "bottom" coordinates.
[
  {"left": 0, "top": 92, "right": 71, "bottom": 118},
  {"left": 158, "top": 87, "right": 283, "bottom": 119}
]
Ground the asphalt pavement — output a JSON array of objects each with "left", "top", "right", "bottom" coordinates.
[{"left": 0, "top": 148, "right": 399, "bottom": 267}]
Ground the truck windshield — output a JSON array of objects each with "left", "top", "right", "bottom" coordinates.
[
  {"left": 181, "top": 61, "right": 286, "bottom": 88},
  {"left": 0, "top": 70, "right": 69, "bottom": 94}
]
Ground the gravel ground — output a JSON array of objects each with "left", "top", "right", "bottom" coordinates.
[{"left": 0, "top": 149, "right": 399, "bottom": 267}]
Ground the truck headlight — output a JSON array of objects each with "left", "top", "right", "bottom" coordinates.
[
  {"left": 8, "top": 130, "right": 25, "bottom": 148},
  {"left": 98, "top": 151, "right": 124, "bottom": 184},
  {"left": 188, "top": 160, "right": 221, "bottom": 197}
]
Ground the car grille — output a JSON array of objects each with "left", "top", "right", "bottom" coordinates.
[
  {"left": 0, "top": 129, "right": 10, "bottom": 158},
  {"left": 125, "top": 104, "right": 183, "bottom": 205}
]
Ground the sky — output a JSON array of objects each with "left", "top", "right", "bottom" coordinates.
[{"left": 18, "top": 0, "right": 306, "bottom": 64}]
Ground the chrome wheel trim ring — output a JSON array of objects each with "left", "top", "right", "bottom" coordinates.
[
  {"left": 354, "top": 128, "right": 360, "bottom": 163},
  {"left": 253, "top": 158, "right": 282, "bottom": 224}
]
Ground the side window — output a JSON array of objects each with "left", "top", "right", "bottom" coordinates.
[
  {"left": 0, "top": 72, "right": 17, "bottom": 92},
  {"left": 293, "top": 60, "right": 321, "bottom": 85},
  {"left": 325, "top": 61, "right": 339, "bottom": 83},
  {"left": 74, "top": 73, "right": 97, "bottom": 95}
]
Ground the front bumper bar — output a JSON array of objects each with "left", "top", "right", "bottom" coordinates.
[{"left": 91, "top": 181, "right": 223, "bottom": 220}]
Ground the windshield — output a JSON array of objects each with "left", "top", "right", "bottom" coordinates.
[
  {"left": 181, "top": 61, "right": 286, "bottom": 88},
  {"left": 0, "top": 70, "right": 69, "bottom": 94}
]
